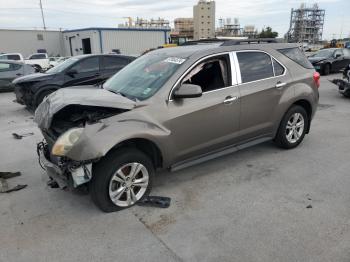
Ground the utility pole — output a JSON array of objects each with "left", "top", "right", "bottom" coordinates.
[{"left": 39, "top": 0, "right": 46, "bottom": 30}]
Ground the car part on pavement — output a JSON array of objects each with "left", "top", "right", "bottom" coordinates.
[
  {"left": 0, "top": 171, "right": 21, "bottom": 179},
  {"left": 12, "top": 132, "right": 34, "bottom": 139},
  {"left": 137, "top": 196, "right": 171, "bottom": 208},
  {"left": 332, "top": 64, "right": 350, "bottom": 98},
  {"left": 34, "top": 41, "right": 319, "bottom": 212}
]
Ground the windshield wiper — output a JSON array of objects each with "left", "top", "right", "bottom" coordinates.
[{"left": 106, "top": 89, "right": 137, "bottom": 102}]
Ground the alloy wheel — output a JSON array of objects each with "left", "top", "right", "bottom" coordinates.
[
  {"left": 285, "top": 113, "right": 304, "bottom": 144},
  {"left": 109, "top": 162, "right": 149, "bottom": 207}
]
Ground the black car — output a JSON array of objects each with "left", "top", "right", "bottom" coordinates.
[
  {"left": 308, "top": 48, "right": 350, "bottom": 75},
  {"left": 13, "top": 54, "right": 135, "bottom": 108}
]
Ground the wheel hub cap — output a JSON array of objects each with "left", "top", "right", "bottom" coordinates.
[
  {"left": 109, "top": 162, "right": 149, "bottom": 207},
  {"left": 286, "top": 113, "right": 305, "bottom": 144}
]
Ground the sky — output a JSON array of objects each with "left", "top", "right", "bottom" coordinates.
[{"left": 0, "top": 0, "right": 349, "bottom": 40}]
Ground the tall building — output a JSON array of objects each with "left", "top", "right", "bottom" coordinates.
[
  {"left": 287, "top": 3, "right": 325, "bottom": 44},
  {"left": 193, "top": 0, "right": 216, "bottom": 40},
  {"left": 174, "top": 18, "right": 194, "bottom": 39}
]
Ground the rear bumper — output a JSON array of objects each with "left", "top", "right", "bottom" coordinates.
[{"left": 37, "top": 141, "right": 92, "bottom": 189}]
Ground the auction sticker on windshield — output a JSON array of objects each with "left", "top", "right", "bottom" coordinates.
[{"left": 164, "top": 57, "right": 186, "bottom": 64}]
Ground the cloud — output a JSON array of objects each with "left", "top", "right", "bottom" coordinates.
[{"left": 0, "top": 0, "right": 347, "bottom": 39}]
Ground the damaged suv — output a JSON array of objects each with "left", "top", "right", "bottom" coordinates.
[{"left": 35, "top": 40, "right": 320, "bottom": 212}]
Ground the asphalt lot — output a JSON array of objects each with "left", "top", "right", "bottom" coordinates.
[{"left": 1, "top": 74, "right": 350, "bottom": 262}]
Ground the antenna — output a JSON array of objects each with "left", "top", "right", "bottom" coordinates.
[{"left": 39, "top": 0, "right": 46, "bottom": 30}]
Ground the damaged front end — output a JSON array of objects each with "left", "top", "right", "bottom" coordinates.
[{"left": 34, "top": 87, "right": 136, "bottom": 189}]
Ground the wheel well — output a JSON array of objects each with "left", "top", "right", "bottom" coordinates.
[
  {"left": 35, "top": 88, "right": 57, "bottom": 106},
  {"left": 113, "top": 138, "right": 163, "bottom": 169},
  {"left": 293, "top": 100, "right": 312, "bottom": 133}
]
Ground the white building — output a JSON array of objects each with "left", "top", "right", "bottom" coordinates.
[
  {"left": 0, "top": 29, "right": 64, "bottom": 57},
  {"left": 193, "top": 0, "right": 216, "bottom": 40},
  {"left": 0, "top": 27, "right": 171, "bottom": 57},
  {"left": 62, "top": 27, "right": 170, "bottom": 56}
]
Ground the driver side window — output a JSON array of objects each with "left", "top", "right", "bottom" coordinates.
[
  {"left": 70, "top": 57, "right": 99, "bottom": 73},
  {"left": 182, "top": 54, "right": 231, "bottom": 93}
]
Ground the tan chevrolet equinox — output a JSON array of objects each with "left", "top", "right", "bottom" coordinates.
[{"left": 35, "top": 40, "right": 320, "bottom": 212}]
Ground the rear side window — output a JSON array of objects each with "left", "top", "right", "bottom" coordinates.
[
  {"left": 71, "top": 57, "right": 99, "bottom": 73},
  {"left": 0, "top": 62, "right": 21, "bottom": 72},
  {"left": 102, "top": 56, "right": 129, "bottom": 70},
  {"left": 237, "top": 52, "right": 274, "bottom": 83},
  {"left": 273, "top": 58, "right": 285, "bottom": 76},
  {"left": 29, "top": 54, "right": 46, "bottom": 59},
  {"left": 278, "top": 48, "right": 313, "bottom": 69}
]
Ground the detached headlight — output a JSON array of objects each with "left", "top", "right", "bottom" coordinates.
[{"left": 52, "top": 128, "right": 84, "bottom": 156}]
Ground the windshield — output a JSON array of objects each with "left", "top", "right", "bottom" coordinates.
[
  {"left": 46, "top": 57, "right": 78, "bottom": 73},
  {"left": 312, "top": 49, "right": 334, "bottom": 58},
  {"left": 103, "top": 53, "right": 185, "bottom": 101}
]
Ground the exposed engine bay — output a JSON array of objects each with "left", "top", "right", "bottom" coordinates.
[{"left": 49, "top": 105, "right": 127, "bottom": 138}]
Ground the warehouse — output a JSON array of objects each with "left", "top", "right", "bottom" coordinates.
[
  {"left": 0, "top": 27, "right": 171, "bottom": 57},
  {"left": 62, "top": 27, "right": 171, "bottom": 56},
  {"left": 0, "top": 29, "right": 64, "bottom": 57}
]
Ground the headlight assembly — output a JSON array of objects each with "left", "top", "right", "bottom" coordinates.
[{"left": 52, "top": 128, "right": 84, "bottom": 156}]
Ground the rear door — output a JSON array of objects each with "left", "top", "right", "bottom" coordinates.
[
  {"left": 64, "top": 56, "right": 101, "bottom": 87},
  {"left": 101, "top": 56, "right": 131, "bottom": 81},
  {"left": 0, "top": 62, "right": 23, "bottom": 89},
  {"left": 332, "top": 49, "right": 347, "bottom": 71},
  {"left": 235, "top": 50, "right": 290, "bottom": 141}
]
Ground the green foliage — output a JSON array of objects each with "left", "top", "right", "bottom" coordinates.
[{"left": 259, "top": 27, "right": 278, "bottom": 38}]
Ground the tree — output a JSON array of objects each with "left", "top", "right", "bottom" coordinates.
[{"left": 259, "top": 27, "right": 278, "bottom": 38}]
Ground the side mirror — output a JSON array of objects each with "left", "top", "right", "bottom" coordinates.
[
  {"left": 173, "top": 84, "right": 202, "bottom": 99},
  {"left": 335, "top": 54, "right": 342, "bottom": 59},
  {"left": 66, "top": 69, "right": 78, "bottom": 76}
]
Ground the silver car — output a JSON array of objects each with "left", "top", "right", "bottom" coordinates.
[{"left": 0, "top": 60, "right": 35, "bottom": 91}]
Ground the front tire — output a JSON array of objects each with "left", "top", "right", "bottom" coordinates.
[
  {"left": 274, "top": 105, "right": 309, "bottom": 149},
  {"left": 322, "top": 64, "right": 330, "bottom": 75},
  {"left": 35, "top": 89, "right": 54, "bottom": 108},
  {"left": 90, "top": 148, "right": 154, "bottom": 212}
]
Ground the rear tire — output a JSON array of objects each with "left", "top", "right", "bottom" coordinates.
[
  {"left": 90, "top": 147, "right": 154, "bottom": 212},
  {"left": 274, "top": 105, "right": 309, "bottom": 149}
]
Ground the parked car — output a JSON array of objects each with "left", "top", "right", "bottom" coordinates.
[
  {"left": 308, "top": 48, "right": 350, "bottom": 75},
  {"left": 34, "top": 40, "right": 320, "bottom": 212},
  {"left": 24, "top": 53, "right": 50, "bottom": 72},
  {"left": 13, "top": 54, "right": 135, "bottom": 108},
  {"left": 332, "top": 64, "right": 350, "bottom": 97},
  {"left": 49, "top": 57, "right": 70, "bottom": 68},
  {"left": 0, "top": 53, "right": 24, "bottom": 62},
  {"left": 0, "top": 60, "right": 35, "bottom": 92}
]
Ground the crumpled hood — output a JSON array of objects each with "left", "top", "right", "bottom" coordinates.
[
  {"left": 308, "top": 57, "right": 327, "bottom": 64},
  {"left": 12, "top": 73, "right": 55, "bottom": 84},
  {"left": 34, "top": 86, "right": 136, "bottom": 130}
]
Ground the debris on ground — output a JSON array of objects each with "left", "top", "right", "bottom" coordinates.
[
  {"left": 0, "top": 171, "right": 21, "bottom": 179},
  {"left": 12, "top": 132, "right": 34, "bottom": 139},
  {"left": 137, "top": 196, "right": 171, "bottom": 208},
  {"left": 47, "top": 179, "right": 59, "bottom": 189},
  {"left": 306, "top": 204, "right": 313, "bottom": 209},
  {"left": 5, "top": 184, "right": 27, "bottom": 193},
  {"left": 0, "top": 171, "right": 27, "bottom": 193}
]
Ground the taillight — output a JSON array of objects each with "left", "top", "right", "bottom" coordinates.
[{"left": 313, "top": 72, "right": 320, "bottom": 88}]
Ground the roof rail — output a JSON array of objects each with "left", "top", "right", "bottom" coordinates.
[
  {"left": 180, "top": 38, "right": 226, "bottom": 46},
  {"left": 220, "top": 38, "right": 278, "bottom": 46}
]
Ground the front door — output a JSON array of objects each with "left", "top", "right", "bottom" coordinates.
[
  {"left": 64, "top": 56, "right": 101, "bottom": 87},
  {"left": 166, "top": 54, "right": 241, "bottom": 162}
]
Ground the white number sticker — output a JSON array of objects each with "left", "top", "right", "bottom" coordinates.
[{"left": 164, "top": 57, "right": 186, "bottom": 64}]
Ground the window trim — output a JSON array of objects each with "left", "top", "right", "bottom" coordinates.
[
  {"left": 168, "top": 52, "right": 238, "bottom": 101},
  {"left": 234, "top": 50, "right": 287, "bottom": 85}
]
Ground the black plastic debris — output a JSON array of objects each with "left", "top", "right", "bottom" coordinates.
[
  {"left": 137, "top": 196, "right": 171, "bottom": 208},
  {"left": 12, "top": 132, "right": 34, "bottom": 140},
  {"left": 47, "top": 179, "right": 59, "bottom": 189},
  {"left": 5, "top": 184, "right": 27, "bottom": 193},
  {"left": 306, "top": 205, "right": 313, "bottom": 209},
  {"left": 0, "top": 172, "right": 27, "bottom": 193},
  {"left": 0, "top": 171, "right": 21, "bottom": 179}
]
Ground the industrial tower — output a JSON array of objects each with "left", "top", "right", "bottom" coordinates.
[{"left": 287, "top": 3, "right": 325, "bottom": 44}]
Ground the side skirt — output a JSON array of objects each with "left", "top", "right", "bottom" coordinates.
[{"left": 170, "top": 137, "right": 272, "bottom": 172}]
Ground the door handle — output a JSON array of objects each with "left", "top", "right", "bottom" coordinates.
[
  {"left": 16, "top": 73, "right": 22, "bottom": 76},
  {"left": 223, "top": 96, "right": 238, "bottom": 105},
  {"left": 275, "top": 82, "right": 287, "bottom": 89}
]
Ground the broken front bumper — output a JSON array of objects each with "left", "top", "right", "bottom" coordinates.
[
  {"left": 37, "top": 141, "right": 92, "bottom": 189},
  {"left": 333, "top": 79, "right": 350, "bottom": 95}
]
